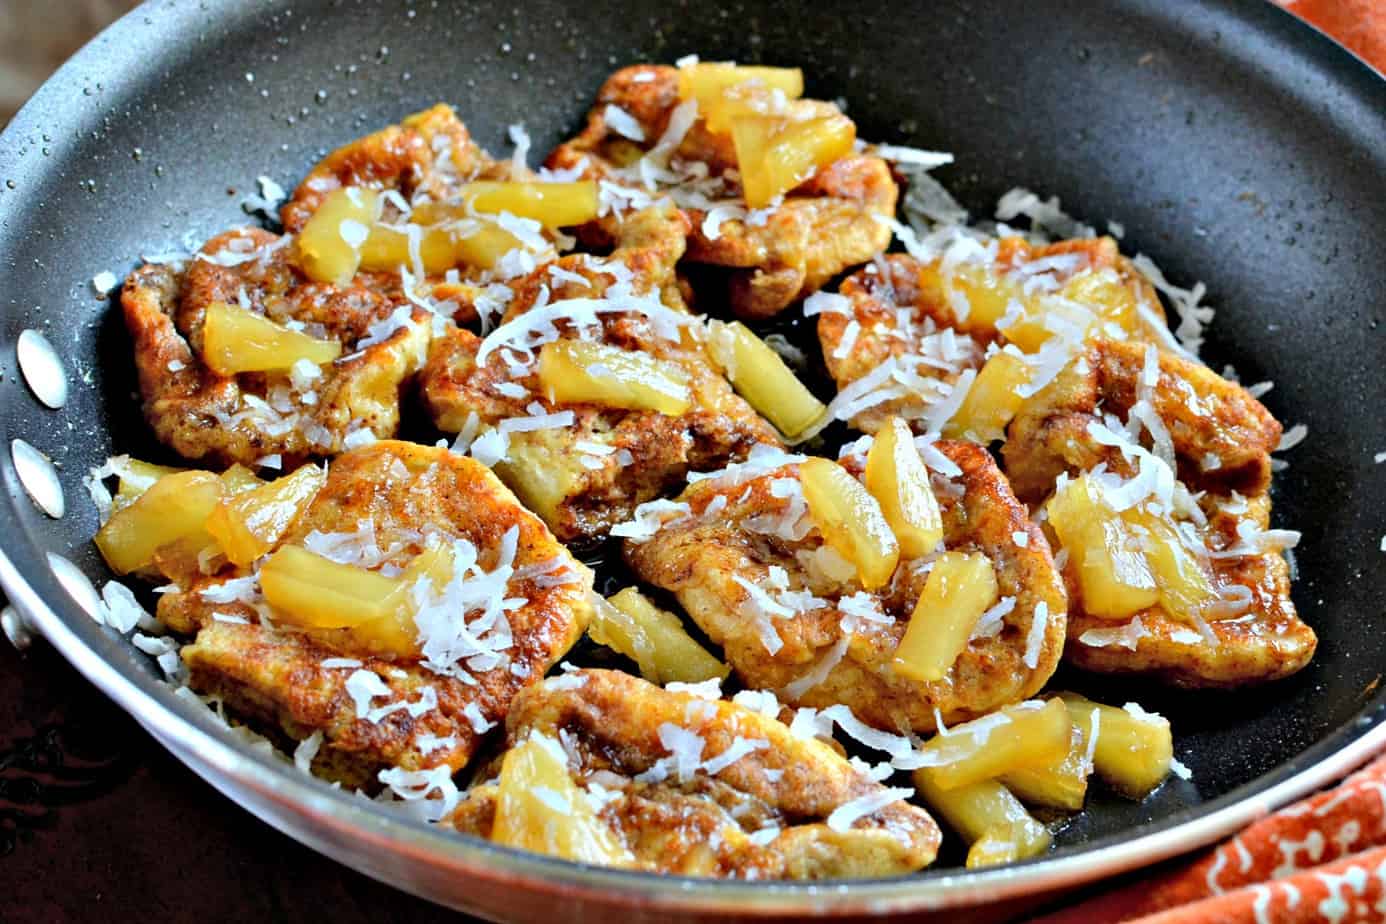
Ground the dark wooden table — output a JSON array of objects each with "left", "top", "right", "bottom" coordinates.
[{"left": 1, "top": 638, "right": 467, "bottom": 923}]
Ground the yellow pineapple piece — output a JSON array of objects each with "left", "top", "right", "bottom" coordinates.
[
  {"left": 359, "top": 222, "right": 457, "bottom": 275},
  {"left": 492, "top": 732, "right": 633, "bottom": 865},
  {"left": 460, "top": 181, "right": 599, "bottom": 228},
  {"left": 913, "top": 772, "right": 1051, "bottom": 869},
  {"left": 893, "top": 552, "right": 998, "bottom": 683},
  {"left": 591, "top": 588, "right": 729, "bottom": 685},
  {"left": 997, "top": 294, "right": 1100, "bottom": 354},
  {"left": 1045, "top": 475, "right": 1159, "bottom": 619},
  {"left": 864, "top": 417, "right": 943, "bottom": 559},
  {"left": 452, "top": 223, "right": 528, "bottom": 270},
  {"left": 1059, "top": 693, "right": 1173, "bottom": 799},
  {"left": 537, "top": 340, "right": 692, "bottom": 416},
  {"left": 1060, "top": 268, "right": 1145, "bottom": 339},
  {"left": 204, "top": 463, "right": 326, "bottom": 567},
  {"left": 944, "top": 349, "right": 1034, "bottom": 443},
  {"left": 917, "top": 261, "right": 1025, "bottom": 332},
  {"left": 708, "top": 320, "right": 826, "bottom": 440},
  {"left": 676, "top": 62, "right": 803, "bottom": 113},
  {"left": 1000, "top": 726, "right": 1091, "bottom": 811},
  {"left": 1135, "top": 514, "right": 1217, "bottom": 624},
  {"left": 201, "top": 302, "right": 342, "bottom": 376},
  {"left": 95, "top": 470, "right": 225, "bottom": 576},
  {"left": 219, "top": 464, "right": 265, "bottom": 494},
  {"left": 297, "top": 187, "right": 380, "bottom": 286},
  {"left": 800, "top": 458, "right": 899, "bottom": 590},
  {"left": 107, "top": 458, "right": 187, "bottom": 512},
  {"left": 259, "top": 545, "right": 402, "bottom": 629},
  {"left": 914, "top": 698, "right": 1073, "bottom": 791},
  {"left": 730, "top": 113, "right": 856, "bottom": 209}
]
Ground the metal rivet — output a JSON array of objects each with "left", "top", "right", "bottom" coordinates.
[
  {"left": 11, "top": 438, "right": 65, "bottom": 518},
  {"left": 48, "top": 552, "right": 103, "bottom": 620},
  {"left": 1, "top": 605, "right": 35, "bottom": 650},
  {"left": 16, "top": 329, "right": 69, "bottom": 410}
]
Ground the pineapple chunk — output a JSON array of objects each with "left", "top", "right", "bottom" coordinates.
[
  {"left": 1137, "top": 514, "right": 1217, "bottom": 623},
  {"left": 703, "top": 83, "right": 786, "bottom": 136},
  {"left": 677, "top": 62, "right": 804, "bottom": 105},
  {"left": 492, "top": 732, "right": 633, "bottom": 866},
  {"left": 944, "top": 350, "right": 1034, "bottom": 443},
  {"left": 201, "top": 302, "right": 342, "bottom": 376},
  {"left": 297, "top": 187, "right": 381, "bottom": 286},
  {"left": 537, "top": 340, "right": 692, "bottom": 416},
  {"left": 800, "top": 458, "right": 899, "bottom": 590},
  {"left": 260, "top": 543, "right": 463, "bottom": 656},
  {"left": 591, "top": 588, "right": 729, "bottom": 685},
  {"left": 1059, "top": 693, "right": 1173, "bottom": 799},
  {"left": 709, "top": 320, "right": 826, "bottom": 440},
  {"left": 731, "top": 113, "right": 856, "bottom": 209},
  {"left": 109, "top": 458, "right": 187, "bottom": 511},
  {"left": 864, "top": 417, "right": 943, "bottom": 559},
  {"left": 1000, "top": 726, "right": 1091, "bottom": 811},
  {"left": 1060, "top": 268, "right": 1146, "bottom": 340},
  {"left": 95, "top": 470, "right": 224, "bottom": 576},
  {"left": 913, "top": 772, "right": 1051, "bottom": 869},
  {"left": 893, "top": 552, "right": 998, "bottom": 683},
  {"left": 259, "top": 545, "right": 402, "bottom": 629},
  {"left": 914, "top": 699, "right": 1072, "bottom": 791},
  {"left": 204, "top": 463, "right": 326, "bottom": 567},
  {"left": 917, "top": 261, "right": 1025, "bottom": 333},
  {"left": 219, "top": 464, "right": 265, "bottom": 494},
  {"left": 452, "top": 223, "right": 528, "bottom": 270},
  {"left": 1045, "top": 476, "right": 1159, "bottom": 619},
  {"left": 460, "top": 181, "right": 599, "bottom": 228},
  {"left": 997, "top": 294, "right": 1100, "bottom": 354},
  {"left": 676, "top": 63, "right": 803, "bottom": 130},
  {"left": 359, "top": 222, "right": 457, "bottom": 275}
]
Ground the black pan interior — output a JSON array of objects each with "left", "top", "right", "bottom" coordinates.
[{"left": 1, "top": 0, "right": 1384, "bottom": 872}]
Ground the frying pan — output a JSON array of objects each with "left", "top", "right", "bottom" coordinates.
[{"left": 1, "top": 0, "right": 1383, "bottom": 918}]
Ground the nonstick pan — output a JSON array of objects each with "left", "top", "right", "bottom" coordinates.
[{"left": 1, "top": 0, "right": 1384, "bottom": 919}]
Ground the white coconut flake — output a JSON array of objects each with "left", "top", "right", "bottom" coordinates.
[
  {"left": 1079, "top": 616, "right": 1148, "bottom": 650},
  {"left": 1276, "top": 424, "right": 1308, "bottom": 452},
  {"left": 1022, "top": 602, "right": 1049, "bottom": 669},
  {"left": 461, "top": 701, "right": 495, "bottom": 734},
  {"left": 322, "top": 658, "right": 363, "bottom": 669},
  {"left": 970, "top": 596, "right": 1016, "bottom": 640},
  {"left": 293, "top": 731, "right": 323, "bottom": 774},
  {"left": 345, "top": 669, "right": 391, "bottom": 717},
  {"left": 826, "top": 787, "right": 913, "bottom": 832},
  {"left": 96, "top": 580, "right": 160, "bottom": 633},
  {"left": 701, "top": 737, "right": 769, "bottom": 776},
  {"left": 416, "top": 733, "right": 458, "bottom": 756},
  {"left": 872, "top": 144, "right": 954, "bottom": 169},
  {"left": 1170, "top": 757, "right": 1192, "bottom": 780},
  {"left": 376, "top": 766, "right": 460, "bottom": 823},
  {"left": 603, "top": 104, "right": 646, "bottom": 142},
  {"left": 92, "top": 271, "right": 118, "bottom": 296},
  {"left": 803, "top": 291, "right": 853, "bottom": 318}
]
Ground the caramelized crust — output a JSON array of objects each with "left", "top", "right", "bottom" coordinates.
[
  {"left": 450, "top": 669, "right": 941, "bottom": 879},
  {"left": 624, "top": 441, "right": 1066, "bottom": 733},
  {"left": 547, "top": 65, "right": 897, "bottom": 319},
  {"left": 121, "top": 229, "right": 434, "bottom": 468},
  {"left": 169, "top": 441, "right": 592, "bottom": 781},
  {"left": 420, "top": 207, "right": 780, "bottom": 543}
]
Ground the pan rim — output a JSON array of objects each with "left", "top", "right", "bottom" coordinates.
[{"left": 2, "top": 0, "right": 1384, "bottom": 914}]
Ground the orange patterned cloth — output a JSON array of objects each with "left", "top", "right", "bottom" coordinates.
[
  {"left": 1278, "top": 0, "right": 1386, "bottom": 73},
  {"left": 1033, "top": 754, "right": 1386, "bottom": 923}
]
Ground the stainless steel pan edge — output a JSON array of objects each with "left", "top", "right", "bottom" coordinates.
[{"left": 5, "top": 515, "right": 1386, "bottom": 919}]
